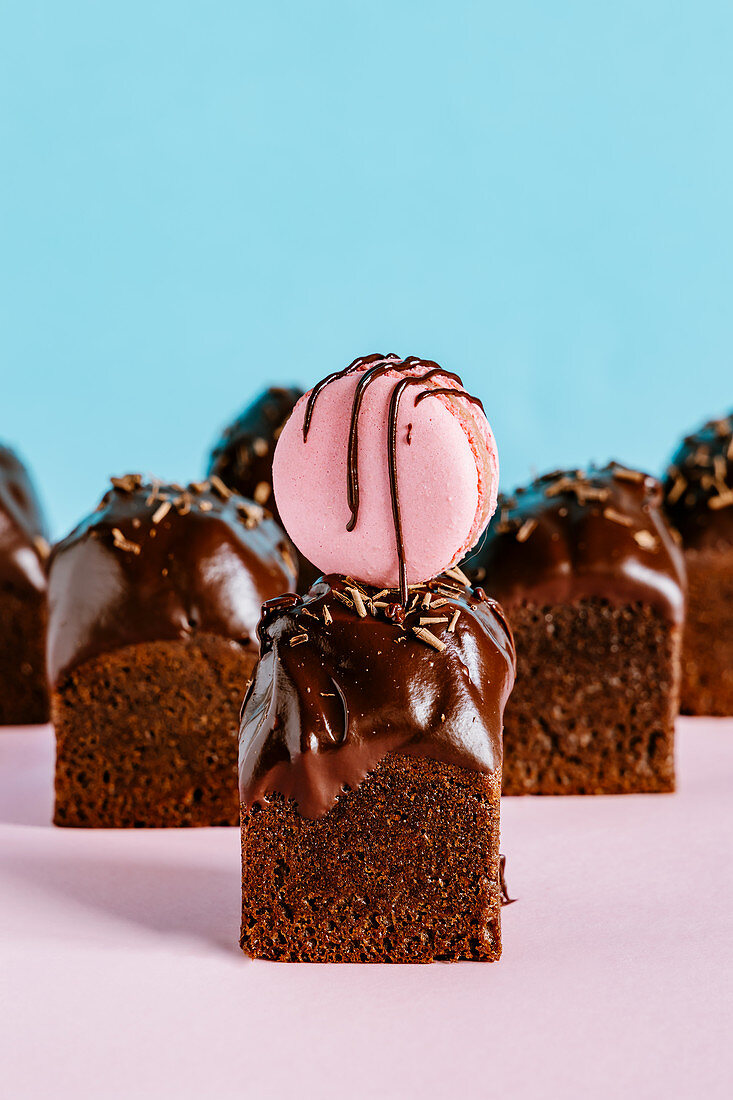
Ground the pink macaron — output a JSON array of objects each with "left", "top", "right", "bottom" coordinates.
[{"left": 272, "top": 354, "right": 499, "bottom": 592}]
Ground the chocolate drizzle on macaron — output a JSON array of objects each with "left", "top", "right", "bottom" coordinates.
[{"left": 302, "top": 354, "right": 485, "bottom": 604}]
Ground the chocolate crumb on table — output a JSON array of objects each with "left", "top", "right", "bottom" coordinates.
[
  {"left": 464, "top": 463, "right": 686, "bottom": 796},
  {"left": 49, "top": 475, "right": 296, "bottom": 828},
  {"left": 239, "top": 573, "right": 516, "bottom": 963},
  {"left": 663, "top": 412, "right": 733, "bottom": 715},
  {"left": 0, "top": 444, "right": 50, "bottom": 724}
]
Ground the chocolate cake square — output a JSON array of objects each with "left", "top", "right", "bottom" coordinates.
[
  {"left": 239, "top": 575, "right": 515, "bottom": 962},
  {"left": 0, "top": 445, "right": 50, "bottom": 725},
  {"left": 49, "top": 475, "right": 296, "bottom": 827},
  {"left": 466, "top": 464, "right": 686, "bottom": 796},
  {"left": 664, "top": 413, "right": 733, "bottom": 715}
]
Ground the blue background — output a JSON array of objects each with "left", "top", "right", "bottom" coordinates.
[{"left": 2, "top": 1, "right": 731, "bottom": 538}]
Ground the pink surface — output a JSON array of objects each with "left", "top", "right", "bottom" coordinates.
[
  {"left": 1, "top": 719, "right": 732, "bottom": 1100},
  {"left": 272, "top": 365, "right": 499, "bottom": 587}
]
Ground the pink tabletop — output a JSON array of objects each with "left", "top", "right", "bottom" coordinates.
[{"left": 1, "top": 718, "right": 731, "bottom": 1099}]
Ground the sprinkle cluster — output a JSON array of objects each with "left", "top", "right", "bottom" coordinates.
[
  {"left": 665, "top": 413, "right": 733, "bottom": 514},
  {"left": 96, "top": 472, "right": 269, "bottom": 557},
  {"left": 494, "top": 464, "right": 662, "bottom": 552}
]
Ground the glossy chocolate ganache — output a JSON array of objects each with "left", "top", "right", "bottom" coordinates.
[
  {"left": 47, "top": 474, "right": 297, "bottom": 686},
  {"left": 239, "top": 571, "right": 516, "bottom": 819},
  {"left": 663, "top": 412, "right": 733, "bottom": 552},
  {"left": 0, "top": 444, "right": 50, "bottom": 594},
  {"left": 465, "top": 463, "right": 686, "bottom": 622}
]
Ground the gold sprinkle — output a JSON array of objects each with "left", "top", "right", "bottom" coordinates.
[
  {"left": 320, "top": 692, "right": 335, "bottom": 697},
  {"left": 727, "top": 437, "right": 733, "bottom": 460},
  {"left": 709, "top": 490, "right": 733, "bottom": 510},
  {"left": 333, "top": 590, "right": 353, "bottom": 609},
  {"left": 145, "top": 480, "right": 162, "bottom": 506},
  {"left": 110, "top": 474, "right": 142, "bottom": 493},
  {"left": 666, "top": 476, "right": 687, "bottom": 505},
  {"left": 189, "top": 480, "right": 209, "bottom": 494},
  {"left": 633, "top": 530, "right": 659, "bottom": 551},
  {"left": 348, "top": 587, "right": 367, "bottom": 618},
  {"left": 152, "top": 500, "right": 172, "bottom": 524},
  {"left": 429, "top": 598, "right": 450, "bottom": 610},
  {"left": 412, "top": 626, "right": 446, "bottom": 653},
  {"left": 602, "top": 507, "right": 633, "bottom": 527},
  {"left": 544, "top": 476, "right": 577, "bottom": 497},
  {"left": 421, "top": 591, "right": 432, "bottom": 609},
  {"left": 33, "top": 536, "right": 51, "bottom": 560},
  {"left": 111, "top": 528, "right": 141, "bottom": 555},
  {"left": 575, "top": 485, "right": 610, "bottom": 504},
  {"left": 174, "top": 493, "right": 192, "bottom": 516},
  {"left": 713, "top": 454, "right": 728, "bottom": 482},
  {"left": 448, "top": 609, "right": 460, "bottom": 633},
  {"left": 371, "top": 589, "right": 391, "bottom": 601},
  {"left": 254, "top": 481, "right": 271, "bottom": 505},
  {"left": 236, "top": 500, "right": 265, "bottom": 529},
  {"left": 252, "top": 437, "right": 269, "bottom": 457},
  {"left": 516, "top": 518, "right": 537, "bottom": 543},
  {"left": 209, "top": 474, "right": 232, "bottom": 501},
  {"left": 419, "top": 616, "right": 449, "bottom": 626},
  {"left": 612, "top": 466, "right": 645, "bottom": 484},
  {"left": 289, "top": 632, "right": 308, "bottom": 646},
  {"left": 199, "top": 500, "right": 213, "bottom": 512},
  {"left": 323, "top": 605, "right": 333, "bottom": 625},
  {"left": 444, "top": 565, "right": 470, "bottom": 586},
  {"left": 278, "top": 543, "right": 296, "bottom": 578}
]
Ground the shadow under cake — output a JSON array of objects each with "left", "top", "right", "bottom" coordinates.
[
  {"left": 663, "top": 412, "right": 733, "bottom": 716},
  {"left": 465, "top": 463, "right": 686, "bottom": 796},
  {"left": 207, "top": 386, "right": 320, "bottom": 592},
  {"left": 0, "top": 445, "right": 50, "bottom": 725},
  {"left": 49, "top": 474, "right": 296, "bottom": 828},
  {"left": 239, "top": 574, "right": 515, "bottom": 963}
]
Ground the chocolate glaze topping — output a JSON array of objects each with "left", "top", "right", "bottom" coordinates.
[
  {"left": 663, "top": 412, "right": 733, "bottom": 552},
  {"left": 207, "top": 386, "right": 303, "bottom": 517},
  {"left": 239, "top": 572, "right": 516, "bottom": 819},
  {"left": 465, "top": 463, "right": 686, "bottom": 623},
  {"left": 302, "top": 354, "right": 485, "bottom": 605},
  {"left": 0, "top": 444, "right": 49, "bottom": 594},
  {"left": 47, "top": 474, "right": 297, "bottom": 686}
]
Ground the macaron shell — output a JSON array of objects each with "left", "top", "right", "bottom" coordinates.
[{"left": 273, "top": 367, "right": 498, "bottom": 588}]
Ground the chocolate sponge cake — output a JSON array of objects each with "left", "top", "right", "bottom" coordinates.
[
  {"left": 466, "top": 464, "right": 686, "bottom": 796},
  {"left": 663, "top": 412, "right": 733, "bottom": 715},
  {"left": 0, "top": 445, "right": 50, "bottom": 724},
  {"left": 50, "top": 474, "right": 296, "bottom": 828},
  {"left": 239, "top": 574, "right": 516, "bottom": 963}
]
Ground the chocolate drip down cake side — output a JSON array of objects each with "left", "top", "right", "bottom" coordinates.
[
  {"left": 0, "top": 444, "right": 51, "bottom": 725},
  {"left": 663, "top": 412, "right": 733, "bottom": 715},
  {"left": 466, "top": 465, "right": 686, "bottom": 796},
  {"left": 239, "top": 354, "right": 516, "bottom": 963},
  {"left": 49, "top": 475, "right": 296, "bottom": 827}
]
